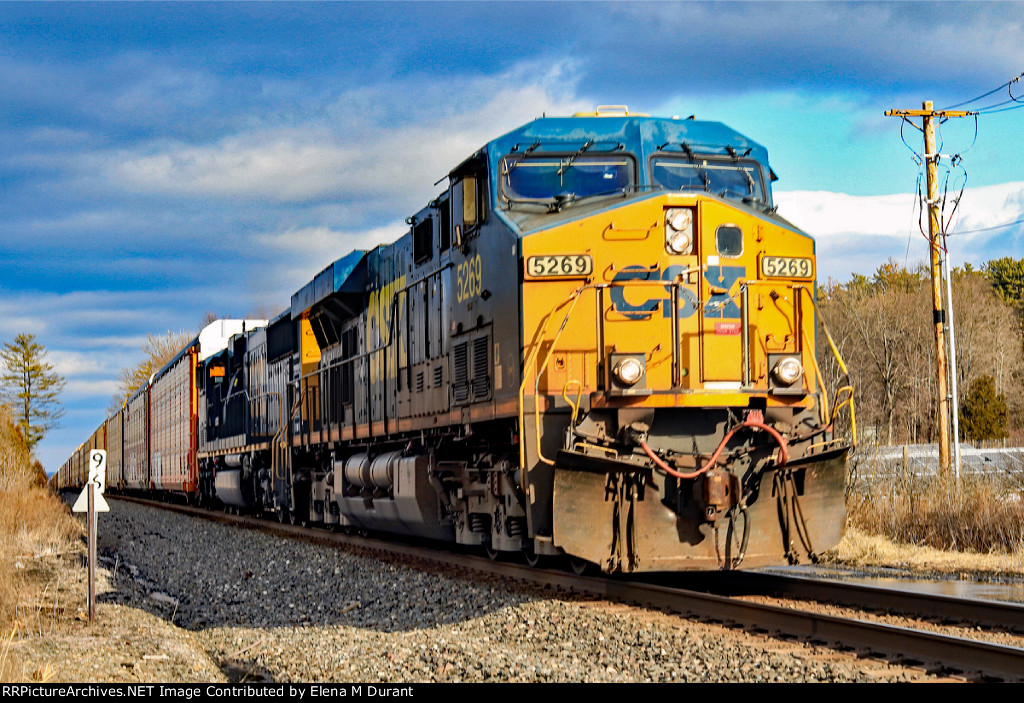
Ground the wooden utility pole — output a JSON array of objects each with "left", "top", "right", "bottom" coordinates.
[{"left": 884, "top": 101, "right": 974, "bottom": 477}]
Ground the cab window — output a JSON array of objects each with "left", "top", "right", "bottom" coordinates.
[
  {"left": 651, "top": 155, "right": 765, "bottom": 203},
  {"left": 501, "top": 154, "right": 633, "bottom": 202}
]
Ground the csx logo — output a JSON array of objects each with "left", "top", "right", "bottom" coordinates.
[{"left": 610, "top": 265, "right": 745, "bottom": 320}]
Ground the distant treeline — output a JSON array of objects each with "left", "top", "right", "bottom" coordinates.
[{"left": 817, "top": 257, "right": 1024, "bottom": 446}]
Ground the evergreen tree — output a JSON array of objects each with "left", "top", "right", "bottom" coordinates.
[
  {"left": 984, "top": 257, "right": 1024, "bottom": 309},
  {"left": 959, "top": 374, "right": 1009, "bottom": 441},
  {"left": 0, "top": 334, "right": 66, "bottom": 448}
]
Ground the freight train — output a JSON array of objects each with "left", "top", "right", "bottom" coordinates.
[{"left": 57, "top": 107, "right": 855, "bottom": 572}]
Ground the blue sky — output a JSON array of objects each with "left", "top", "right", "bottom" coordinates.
[{"left": 1, "top": 2, "right": 1022, "bottom": 471}]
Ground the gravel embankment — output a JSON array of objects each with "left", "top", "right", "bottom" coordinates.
[{"left": 60, "top": 498, "right": 951, "bottom": 683}]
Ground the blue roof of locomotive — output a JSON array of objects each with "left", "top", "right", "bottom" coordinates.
[
  {"left": 290, "top": 249, "right": 367, "bottom": 317},
  {"left": 470, "top": 113, "right": 789, "bottom": 237},
  {"left": 482, "top": 114, "right": 773, "bottom": 186}
]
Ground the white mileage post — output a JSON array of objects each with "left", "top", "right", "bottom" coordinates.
[{"left": 72, "top": 449, "right": 109, "bottom": 623}]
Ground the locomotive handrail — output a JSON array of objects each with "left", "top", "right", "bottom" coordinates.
[
  {"left": 275, "top": 384, "right": 305, "bottom": 478},
  {"left": 793, "top": 285, "right": 857, "bottom": 449},
  {"left": 732, "top": 280, "right": 856, "bottom": 448},
  {"left": 291, "top": 266, "right": 453, "bottom": 441},
  {"left": 561, "top": 379, "right": 583, "bottom": 427},
  {"left": 294, "top": 265, "right": 452, "bottom": 384}
]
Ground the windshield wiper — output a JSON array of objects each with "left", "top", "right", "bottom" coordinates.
[
  {"left": 550, "top": 192, "right": 576, "bottom": 211},
  {"left": 556, "top": 140, "right": 594, "bottom": 176},
  {"left": 504, "top": 193, "right": 578, "bottom": 213},
  {"left": 505, "top": 186, "right": 638, "bottom": 214},
  {"left": 505, "top": 142, "right": 541, "bottom": 175},
  {"left": 676, "top": 142, "right": 713, "bottom": 193}
]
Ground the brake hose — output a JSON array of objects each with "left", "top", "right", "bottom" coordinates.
[{"left": 639, "top": 419, "right": 789, "bottom": 480}]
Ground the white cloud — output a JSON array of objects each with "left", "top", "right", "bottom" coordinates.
[
  {"left": 775, "top": 190, "right": 919, "bottom": 239},
  {"left": 0, "top": 313, "right": 47, "bottom": 337},
  {"left": 257, "top": 223, "right": 404, "bottom": 257},
  {"left": 64, "top": 378, "right": 120, "bottom": 398},
  {"left": 777, "top": 181, "right": 1024, "bottom": 241},
  {"left": 48, "top": 349, "right": 117, "bottom": 377},
  {"left": 243, "top": 222, "right": 407, "bottom": 311},
  {"left": 104, "top": 67, "right": 585, "bottom": 207},
  {"left": 947, "top": 181, "right": 1024, "bottom": 237},
  {"left": 776, "top": 181, "right": 1024, "bottom": 280},
  {"left": 0, "top": 288, "right": 220, "bottom": 340}
]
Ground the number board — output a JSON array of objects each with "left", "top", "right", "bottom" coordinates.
[
  {"left": 526, "top": 254, "right": 594, "bottom": 279},
  {"left": 761, "top": 256, "right": 814, "bottom": 280}
]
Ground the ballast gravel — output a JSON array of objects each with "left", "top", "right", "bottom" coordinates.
[{"left": 87, "top": 499, "right": 946, "bottom": 683}]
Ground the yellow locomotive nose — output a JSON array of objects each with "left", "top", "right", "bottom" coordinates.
[{"left": 519, "top": 182, "right": 850, "bottom": 571}]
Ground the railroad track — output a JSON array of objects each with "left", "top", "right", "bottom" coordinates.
[{"left": 109, "top": 494, "right": 1024, "bottom": 682}]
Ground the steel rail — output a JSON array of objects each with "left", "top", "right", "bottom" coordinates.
[
  {"left": 109, "top": 495, "right": 1024, "bottom": 681},
  {"left": 686, "top": 571, "right": 1024, "bottom": 633}
]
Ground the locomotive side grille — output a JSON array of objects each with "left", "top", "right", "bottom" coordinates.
[
  {"left": 415, "top": 371, "right": 424, "bottom": 392},
  {"left": 433, "top": 364, "right": 443, "bottom": 388},
  {"left": 453, "top": 341, "right": 469, "bottom": 403},
  {"left": 472, "top": 336, "right": 490, "bottom": 399}
]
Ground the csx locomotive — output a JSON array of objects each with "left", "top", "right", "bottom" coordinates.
[{"left": 58, "top": 107, "right": 854, "bottom": 572}]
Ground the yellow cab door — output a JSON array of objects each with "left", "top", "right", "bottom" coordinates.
[{"left": 698, "top": 203, "right": 749, "bottom": 384}]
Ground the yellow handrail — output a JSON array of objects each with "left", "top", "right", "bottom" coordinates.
[
  {"left": 562, "top": 380, "right": 583, "bottom": 428},
  {"left": 795, "top": 286, "right": 857, "bottom": 448},
  {"left": 517, "top": 285, "right": 586, "bottom": 468},
  {"left": 531, "top": 287, "right": 589, "bottom": 465}
]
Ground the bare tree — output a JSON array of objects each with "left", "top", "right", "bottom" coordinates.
[
  {"left": 108, "top": 329, "right": 194, "bottom": 412},
  {"left": 818, "top": 260, "right": 1024, "bottom": 446}
]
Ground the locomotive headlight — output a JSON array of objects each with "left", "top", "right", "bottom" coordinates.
[
  {"left": 665, "top": 208, "right": 694, "bottom": 255},
  {"left": 613, "top": 357, "right": 645, "bottom": 386},
  {"left": 771, "top": 356, "right": 803, "bottom": 386}
]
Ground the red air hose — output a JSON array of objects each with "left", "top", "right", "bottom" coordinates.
[{"left": 639, "top": 420, "right": 789, "bottom": 480}]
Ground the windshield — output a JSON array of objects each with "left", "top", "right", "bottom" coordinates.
[
  {"left": 501, "top": 154, "right": 634, "bottom": 202},
  {"left": 651, "top": 156, "right": 766, "bottom": 203}
]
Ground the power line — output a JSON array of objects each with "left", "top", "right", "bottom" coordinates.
[
  {"left": 942, "top": 70, "right": 1024, "bottom": 110},
  {"left": 948, "top": 216, "right": 1024, "bottom": 235},
  {"left": 974, "top": 102, "right": 1024, "bottom": 115}
]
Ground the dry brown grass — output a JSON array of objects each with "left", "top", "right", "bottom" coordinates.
[
  {"left": 0, "top": 404, "right": 83, "bottom": 681},
  {"left": 846, "top": 469, "right": 1024, "bottom": 558},
  {"left": 0, "top": 405, "right": 32, "bottom": 492},
  {"left": 829, "top": 527, "right": 1024, "bottom": 576}
]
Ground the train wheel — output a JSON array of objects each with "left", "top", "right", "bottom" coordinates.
[
  {"left": 524, "top": 545, "right": 544, "bottom": 568},
  {"left": 277, "top": 509, "right": 290, "bottom": 524},
  {"left": 568, "top": 556, "right": 593, "bottom": 575},
  {"left": 484, "top": 545, "right": 501, "bottom": 561}
]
